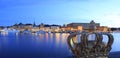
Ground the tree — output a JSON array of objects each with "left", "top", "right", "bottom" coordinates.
[{"left": 110, "top": 28, "right": 117, "bottom": 31}]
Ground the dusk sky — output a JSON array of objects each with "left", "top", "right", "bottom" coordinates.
[{"left": 0, "top": 0, "right": 120, "bottom": 27}]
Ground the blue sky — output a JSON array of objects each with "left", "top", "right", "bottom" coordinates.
[{"left": 0, "top": 0, "right": 120, "bottom": 27}]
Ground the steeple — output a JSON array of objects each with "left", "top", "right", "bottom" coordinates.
[{"left": 33, "top": 19, "right": 36, "bottom": 27}]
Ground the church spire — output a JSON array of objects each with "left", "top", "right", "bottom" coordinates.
[{"left": 33, "top": 19, "right": 36, "bottom": 27}]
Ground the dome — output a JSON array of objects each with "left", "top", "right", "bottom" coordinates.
[{"left": 90, "top": 20, "right": 95, "bottom": 24}]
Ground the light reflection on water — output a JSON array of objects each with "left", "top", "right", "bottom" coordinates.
[
  {"left": 0, "top": 32, "right": 120, "bottom": 58},
  {"left": 111, "top": 33, "right": 120, "bottom": 52}
]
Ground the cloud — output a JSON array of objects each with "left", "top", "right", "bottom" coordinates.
[{"left": 99, "top": 12, "right": 120, "bottom": 27}]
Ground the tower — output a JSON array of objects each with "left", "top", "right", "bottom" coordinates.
[
  {"left": 89, "top": 20, "right": 96, "bottom": 32},
  {"left": 33, "top": 19, "right": 36, "bottom": 27}
]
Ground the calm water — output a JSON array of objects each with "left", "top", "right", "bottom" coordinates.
[{"left": 0, "top": 32, "right": 120, "bottom": 58}]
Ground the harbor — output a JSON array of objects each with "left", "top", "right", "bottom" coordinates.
[
  {"left": 0, "top": 20, "right": 112, "bottom": 35},
  {"left": 0, "top": 32, "right": 120, "bottom": 58},
  {"left": 1, "top": 0, "right": 120, "bottom": 57},
  {"left": 0, "top": 20, "right": 119, "bottom": 58}
]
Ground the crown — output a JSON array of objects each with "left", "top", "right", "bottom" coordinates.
[{"left": 67, "top": 32, "right": 114, "bottom": 58}]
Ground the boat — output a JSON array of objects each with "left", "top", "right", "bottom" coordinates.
[
  {"left": 0, "top": 28, "right": 8, "bottom": 35},
  {"left": 23, "top": 30, "right": 32, "bottom": 34}
]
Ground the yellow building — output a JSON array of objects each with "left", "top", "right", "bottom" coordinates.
[
  {"left": 77, "top": 25, "right": 82, "bottom": 31},
  {"left": 97, "top": 26, "right": 108, "bottom": 32},
  {"left": 24, "top": 24, "right": 33, "bottom": 30},
  {"left": 67, "top": 20, "right": 99, "bottom": 32}
]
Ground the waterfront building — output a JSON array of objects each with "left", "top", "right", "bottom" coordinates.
[
  {"left": 77, "top": 25, "right": 83, "bottom": 31},
  {"left": 24, "top": 24, "right": 33, "bottom": 30},
  {"left": 50, "top": 25, "right": 60, "bottom": 32},
  {"left": 18, "top": 23, "right": 25, "bottom": 29},
  {"left": 0, "top": 26, "right": 4, "bottom": 30},
  {"left": 15, "top": 23, "right": 25, "bottom": 32},
  {"left": 39, "top": 23, "right": 61, "bottom": 32},
  {"left": 13, "top": 23, "right": 33, "bottom": 32},
  {"left": 31, "top": 27, "right": 40, "bottom": 33},
  {"left": 13, "top": 24, "right": 19, "bottom": 30},
  {"left": 60, "top": 26, "right": 68, "bottom": 32},
  {"left": 39, "top": 23, "right": 44, "bottom": 30},
  {"left": 31, "top": 21, "right": 40, "bottom": 32},
  {"left": 67, "top": 20, "right": 100, "bottom": 31},
  {"left": 7, "top": 20, "right": 109, "bottom": 33},
  {"left": 89, "top": 20, "right": 97, "bottom": 32},
  {"left": 39, "top": 23, "right": 51, "bottom": 32},
  {"left": 97, "top": 26, "right": 108, "bottom": 32},
  {"left": 44, "top": 25, "right": 51, "bottom": 32},
  {"left": 66, "top": 25, "right": 82, "bottom": 32}
]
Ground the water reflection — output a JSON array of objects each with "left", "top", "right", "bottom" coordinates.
[
  {"left": 55, "top": 33, "right": 60, "bottom": 45},
  {"left": 0, "top": 32, "right": 120, "bottom": 58},
  {"left": 111, "top": 33, "right": 120, "bottom": 52}
]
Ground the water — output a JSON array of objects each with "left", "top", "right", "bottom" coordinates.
[{"left": 0, "top": 32, "right": 120, "bottom": 58}]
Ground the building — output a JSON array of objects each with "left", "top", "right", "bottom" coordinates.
[
  {"left": 24, "top": 24, "right": 33, "bottom": 30},
  {"left": 97, "top": 26, "right": 108, "bottom": 32},
  {"left": 77, "top": 25, "right": 82, "bottom": 31},
  {"left": 14, "top": 23, "right": 25, "bottom": 31},
  {"left": 44, "top": 25, "right": 51, "bottom": 32},
  {"left": 39, "top": 23, "right": 44, "bottom": 30},
  {"left": 50, "top": 25, "right": 60, "bottom": 32},
  {"left": 10, "top": 20, "right": 108, "bottom": 32},
  {"left": 67, "top": 20, "right": 100, "bottom": 31},
  {"left": 39, "top": 23, "right": 61, "bottom": 32},
  {"left": 31, "top": 21, "right": 40, "bottom": 32},
  {"left": 13, "top": 23, "right": 33, "bottom": 32},
  {"left": 0, "top": 26, "right": 4, "bottom": 30}
]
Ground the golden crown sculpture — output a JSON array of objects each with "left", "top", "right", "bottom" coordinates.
[{"left": 67, "top": 32, "right": 114, "bottom": 58}]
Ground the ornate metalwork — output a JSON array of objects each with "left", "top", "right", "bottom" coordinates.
[{"left": 67, "top": 32, "right": 114, "bottom": 58}]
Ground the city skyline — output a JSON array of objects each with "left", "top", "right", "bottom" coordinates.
[{"left": 0, "top": 0, "right": 120, "bottom": 27}]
